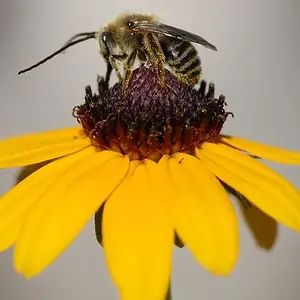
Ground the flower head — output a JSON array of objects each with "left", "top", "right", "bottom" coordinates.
[
  {"left": 74, "top": 66, "right": 230, "bottom": 161},
  {"left": 0, "top": 65, "right": 300, "bottom": 300}
]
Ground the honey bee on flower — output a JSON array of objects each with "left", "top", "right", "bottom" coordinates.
[
  {"left": 1, "top": 64, "right": 300, "bottom": 299},
  {"left": 18, "top": 12, "right": 217, "bottom": 93}
]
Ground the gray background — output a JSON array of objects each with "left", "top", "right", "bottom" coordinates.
[{"left": 0, "top": 0, "right": 300, "bottom": 299}]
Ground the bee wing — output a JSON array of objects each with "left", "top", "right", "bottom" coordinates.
[{"left": 133, "top": 22, "right": 217, "bottom": 51}]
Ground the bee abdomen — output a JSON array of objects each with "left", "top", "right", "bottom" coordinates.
[{"left": 162, "top": 39, "right": 202, "bottom": 86}]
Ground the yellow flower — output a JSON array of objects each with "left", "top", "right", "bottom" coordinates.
[{"left": 1, "top": 66, "right": 300, "bottom": 300}]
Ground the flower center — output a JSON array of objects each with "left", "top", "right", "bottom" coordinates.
[{"left": 73, "top": 66, "right": 232, "bottom": 161}]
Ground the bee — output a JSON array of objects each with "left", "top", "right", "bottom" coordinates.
[{"left": 18, "top": 13, "right": 217, "bottom": 91}]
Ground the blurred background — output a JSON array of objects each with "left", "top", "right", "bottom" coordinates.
[{"left": 0, "top": 0, "right": 300, "bottom": 299}]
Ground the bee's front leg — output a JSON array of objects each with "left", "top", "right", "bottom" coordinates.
[
  {"left": 143, "top": 33, "right": 166, "bottom": 87},
  {"left": 122, "top": 49, "right": 138, "bottom": 95},
  {"left": 104, "top": 61, "right": 113, "bottom": 86},
  {"left": 109, "top": 56, "right": 123, "bottom": 81}
]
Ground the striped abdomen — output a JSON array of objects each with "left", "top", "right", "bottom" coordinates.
[{"left": 161, "top": 37, "right": 202, "bottom": 86}]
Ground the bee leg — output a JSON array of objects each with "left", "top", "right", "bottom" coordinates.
[
  {"left": 137, "top": 49, "right": 147, "bottom": 66},
  {"left": 121, "top": 49, "right": 138, "bottom": 95},
  {"left": 109, "top": 56, "right": 122, "bottom": 81},
  {"left": 173, "top": 72, "right": 201, "bottom": 87},
  {"left": 104, "top": 61, "right": 113, "bottom": 86},
  {"left": 143, "top": 33, "right": 166, "bottom": 87}
]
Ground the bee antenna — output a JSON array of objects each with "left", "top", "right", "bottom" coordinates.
[
  {"left": 18, "top": 32, "right": 96, "bottom": 75},
  {"left": 63, "top": 31, "right": 98, "bottom": 46}
]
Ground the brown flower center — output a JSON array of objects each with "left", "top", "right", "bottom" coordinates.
[{"left": 73, "top": 66, "right": 232, "bottom": 161}]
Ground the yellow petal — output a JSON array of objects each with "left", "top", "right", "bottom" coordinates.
[
  {"left": 149, "top": 154, "right": 239, "bottom": 275},
  {"left": 14, "top": 150, "right": 129, "bottom": 278},
  {"left": 221, "top": 135, "right": 300, "bottom": 165},
  {"left": 0, "top": 146, "right": 95, "bottom": 251},
  {"left": 197, "top": 143, "right": 300, "bottom": 232},
  {"left": 103, "top": 161, "right": 173, "bottom": 300},
  {"left": 0, "top": 127, "right": 90, "bottom": 168}
]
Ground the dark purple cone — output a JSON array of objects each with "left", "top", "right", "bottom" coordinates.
[{"left": 73, "top": 65, "right": 232, "bottom": 161}]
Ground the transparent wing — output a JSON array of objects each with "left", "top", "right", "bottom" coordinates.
[{"left": 133, "top": 22, "right": 217, "bottom": 51}]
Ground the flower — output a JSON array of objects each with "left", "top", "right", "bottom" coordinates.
[{"left": 1, "top": 65, "right": 300, "bottom": 299}]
